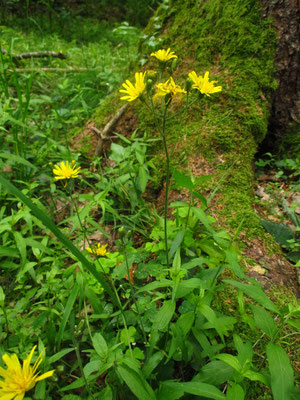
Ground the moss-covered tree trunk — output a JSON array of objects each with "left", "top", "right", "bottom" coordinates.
[{"left": 89, "top": 0, "right": 298, "bottom": 292}]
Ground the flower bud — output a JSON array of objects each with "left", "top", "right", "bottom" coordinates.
[{"left": 185, "top": 77, "right": 193, "bottom": 93}]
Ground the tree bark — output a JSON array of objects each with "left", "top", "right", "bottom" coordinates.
[{"left": 260, "top": 0, "right": 300, "bottom": 138}]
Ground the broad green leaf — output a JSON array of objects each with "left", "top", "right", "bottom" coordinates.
[
  {"left": 251, "top": 305, "right": 277, "bottom": 339},
  {"left": 152, "top": 300, "right": 175, "bottom": 331},
  {"left": 0, "top": 285, "right": 5, "bottom": 307},
  {"left": 242, "top": 370, "right": 268, "bottom": 385},
  {"left": 216, "top": 354, "right": 242, "bottom": 372},
  {"left": 198, "top": 238, "right": 224, "bottom": 260},
  {"left": 156, "top": 381, "right": 184, "bottom": 400},
  {"left": 192, "top": 207, "right": 214, "bottom": 233},
  {"left": 92, "top": 332, "right": 108, "bottom": 359},
  {"left": 225, "top": 249, "right": 245, "bottom": 279},
  {"left": 267, "top": 343, "right": 294, "bottom": 400},
  {"left": 137, "top": 279, "right": 174, "bottom": 293},
  {"left": 224, "top": 280, "right": 279, "bottom": 314},
  {"left": 169, "top": 231, "right": 185, "bottom": 259},
  {"left": 226, "top": 382, "right": 244, "bottom": 400},
  {"left": 233, "top": 334, "right": 253, "bottom": 365},
  {"left": 172, "top": 169, "right": 194, "bottom": 190},
  {"left": 174, "top": 381, "right": 225, "bottom": 399},
  {"left": 117, "top": 364, "right": 156, "bottom": 400},
  {"left": 143, "top": 352, "right": 164, "bottom": 378},
  {"left": 194, "top": 360, "right": 234, "bottom": 386},
  {"left": 13, "top": 230, "right": 27, "bottom": 266},
  {"left": 261, "top": 219, "right": 294, "bottom": 246},
  {"left": 138, "top": 166, "right": 148, "bottom": 193}
]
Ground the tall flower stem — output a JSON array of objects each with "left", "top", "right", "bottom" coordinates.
[
  {"left": 161, "top": 104, "right": 170, "bottom": 268},
  {"left": 149, "top": 98, "right": 170, "bottom": 268}
]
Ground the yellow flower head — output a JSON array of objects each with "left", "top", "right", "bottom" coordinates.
[
  {"left": 154, "top": 77, "right": 186, "bottom": 102},
  {"left": 0, "top": 346, "right": 54, "bottom": 400},
  {"left": 150, "top": 48, "right": 177, "bottom": 62},
  {"left": 86, "top": 243, "right": 108, "bottom": 257},
  {"left": 188, "top": 71, "right": 222, "bottom": 96},
  {"left": 53, "top": 160, "right": 80, "bottom": 180},
  {"left": 120, "top": 72, "right": 146, "bottom": 102}
]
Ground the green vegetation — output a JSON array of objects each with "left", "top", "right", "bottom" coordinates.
[{"left": 0, "top": 1, "right": 299, "bottom": 400}]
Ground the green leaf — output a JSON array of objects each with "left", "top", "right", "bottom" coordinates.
[
  {"left": 198, "top": 238, "right": 224, "bottom": 260},
  {"left": 117, "top": 364, "right": 156, "bottom": 400},
  {"left": 261, "top": 219, "right": 294, "bottom": 246},
  {"left": 156, "top": 381, "right": 184, "bottom": 400},
  {"left": 216, "top": 354, "right": 242, "bottom": 372},
  {"left": 225, "top": 249, "right": 245, "bottom": 279},
  {"left": 138, "top": 166, "right": 148, "bottom": 193},
  {"left": 169, "top": 231, "right": 185, "bottom": 259},
  {"left": 193, "top": 207, "right": 214, "bottom": 233},
  {"left": 242, "top": 370, "right": 268, "bottom": 385},
  {"left": 48, "top": 348, "right": 74, "bottom": 364},
  {"left": 137, "top": 279, "right": 174, "bottom": 293},
  {"left": 251, "top": 305, "right": 277, "bottom": 339},
  {"left": 57, "top": 283, "right": 79, "bottom": 349},
  {"left": 13, "top": 231, "right": 27, "bottom": 266},
  {"left": 194, "top": 361, "right": 234, "bottom": 386},
  {"left": 0, "top": 152, "right": 36, "bottom": 169},
  {"left": 174, "top": 381, "right": 226, "bottom": 399},
  {"left": 224, "top": 280, "right": 279, "bottom": 314},
  {"left": 226, "top": 382, "right": 245, "bottom": 400},
  {"left": 267, "top": 343, "right": 294, "bottom": 400},
  {"left": 143, "top": 352, "right": 164, "bottom": 378},
  {"left": 172, "top": 169, "right": 194, "bottom": 190},
  {"left": 152, "top": 300, "right": 175, "bottom": 331},
  {"left": 92, "top": 332, "right": 108, "bottom": 359},
  {"left": 120, "top": 326, "right": 136, "bottom": 346}
]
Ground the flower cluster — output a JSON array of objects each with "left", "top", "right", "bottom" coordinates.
[
  {"left": 86, "top": 243, "right": 108, "bottom": 257},
  {"left": 119, "top": 48, "right": 222, "bottom": 103},
  {"left": 154, "top": 77, "right": 186, "bottom": 102},
  {"left": 0, "top": 346, "right": 54, "bottom": 400}
]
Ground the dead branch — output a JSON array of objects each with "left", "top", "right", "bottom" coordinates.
[
  {"left": 7, "top": 67, "right": 93, "bottom": 73},
  {"left": 94, "top": 104, "right": 128, "bottom": 157},
  {"left": 1, "top": 48, "right": 67, "bottom": 61}
]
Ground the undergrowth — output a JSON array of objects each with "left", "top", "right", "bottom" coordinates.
[{"left": 0, "top": 2, "right": 299, "bottom": 400}]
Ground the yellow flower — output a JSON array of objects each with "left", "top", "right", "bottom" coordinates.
[
  {"left": 86, "top": 243, "right": 108, "bottom": 257},
  {"left": 52, "top": 160, "right": 80, "bottom": 180},
  {"left": 154, "top": 77, "right": 186, "bottom": 102},
  {"left": 0, "top": 346, "right": 54, "bottom": 400},
  {"left": 150, "top": 48, "right": 177, "bottom": 62},
  {"left": 188, "top": 71, "right": 222, "bottom": 96},
  {"left": 120, "top": 72, "right": 146, "bottom": 102}
]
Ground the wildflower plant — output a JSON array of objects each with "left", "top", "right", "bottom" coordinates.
[{"left": 120, "top": 48, "right": 222, "bottom": 267}]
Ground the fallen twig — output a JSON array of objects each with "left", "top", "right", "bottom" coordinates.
[
  {"left": 94, "top": 104, "right": 128, "bottom": 157},
  {"left": 1, "top": 48, "right": 67, "bottom": 60},
  {"left": 7, "top": 67, "right": 94, "bottom": 73}
]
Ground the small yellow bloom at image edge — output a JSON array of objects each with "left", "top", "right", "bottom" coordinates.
[{"left": 0, "top": 345, "right": 54, "bottom": 400}]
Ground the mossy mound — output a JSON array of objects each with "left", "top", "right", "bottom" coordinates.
[{"left": 91, "top": 0, "right": 277, "bottom": 242}]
